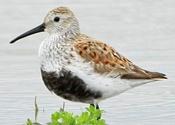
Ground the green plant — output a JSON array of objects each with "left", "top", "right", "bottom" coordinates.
[
  {"left": 26, "top": 101, "right": 105, "bottom": 125},
  {"left": 48, "top": 105, "right": 105, "bottom": 125},
  {"left": 26, "top": 118, "right": 32, "bottom": 125}
]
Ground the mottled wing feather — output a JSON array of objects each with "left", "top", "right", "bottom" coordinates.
[
  {"left": 73, "top": 35, "right": 134, "bottom": 74},
  {"left": 72, "top": 34, "right": 167, "bottom": 80}
]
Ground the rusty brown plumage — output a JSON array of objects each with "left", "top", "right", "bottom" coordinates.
[{"left": 72, "top": 34, "right": 167, "bottom": 80}]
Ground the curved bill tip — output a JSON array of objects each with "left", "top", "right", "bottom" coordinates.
[{"left": 10, "top": 23, "right": 45, "bottom": 44}]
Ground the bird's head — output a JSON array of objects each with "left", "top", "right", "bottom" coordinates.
[{"left": 10, "top": 7, "right": 79, "bottom": 44}]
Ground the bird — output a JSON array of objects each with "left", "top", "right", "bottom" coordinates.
[{"left": 10, "top": 7, "right": 167, "bottom": 110}]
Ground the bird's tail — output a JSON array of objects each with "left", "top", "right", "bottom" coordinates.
[{"left": 121, "top": 65, "right": 167, "bottom": 80}]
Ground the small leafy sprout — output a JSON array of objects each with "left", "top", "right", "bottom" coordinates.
[
  {"left": 26, "top": 118, "right": 41, "bottom": 125},
  {"left": 26, "top": 97, "right": 41, "bottom": 125},
  {"left": 26, "top": 118, "right": 32, "bottom": 125}
]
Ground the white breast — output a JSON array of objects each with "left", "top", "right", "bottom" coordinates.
[{"left": 38, "top": 35, "right": 71, "bottom": 73}]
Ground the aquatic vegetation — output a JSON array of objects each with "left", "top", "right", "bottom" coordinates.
[
  {"left": 48, "top": 105, "right": 105, "bottom": 125},
  {"left": 26, "top": 105, "right": 105, "bottom": 125}
]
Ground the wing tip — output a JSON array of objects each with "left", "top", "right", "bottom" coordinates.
[
  {"left": 121, "top": 72, "right": 167, "bottom": 80},
  {"left": 151, "top": 73, "right": 167, "bottom": 80}
]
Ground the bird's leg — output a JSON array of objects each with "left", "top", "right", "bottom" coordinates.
[
  {"left": 90, "top": 103, "right": 99, "bottom": 109},
  {"left": 96, "top": 104, "right": 100, "bottom": 110},
  {"left": 96, "top": 103, "right": 101, "bottom": 120},
  {"left": 90, "top": 103, "right": 95, "bottom": 107}
]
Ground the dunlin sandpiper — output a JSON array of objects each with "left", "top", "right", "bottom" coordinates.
[{"left": 10, "top": 7, "right": 167, "bottom": 109}]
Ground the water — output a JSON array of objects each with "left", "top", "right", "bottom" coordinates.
[{"left": 1, "top": 0, "right": 175, "bottom": 124}]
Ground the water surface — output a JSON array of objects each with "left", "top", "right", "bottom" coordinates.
[{"left": 1, "top": 0, "right": 175, "bottom": 125}]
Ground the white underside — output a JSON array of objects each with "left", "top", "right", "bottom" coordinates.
[{"left": 65, "top": 54, "right": 154, "bottom": 103}]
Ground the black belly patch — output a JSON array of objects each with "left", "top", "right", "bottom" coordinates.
[{"left": 41, "top": 69, "right": 102, "bottom": 103}]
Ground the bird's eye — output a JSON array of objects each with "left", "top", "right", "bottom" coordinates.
[{"left": 54, "top": 17, "right": 60, "bottom": 22}]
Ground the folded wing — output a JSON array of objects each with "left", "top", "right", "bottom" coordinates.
[{"left": 73, "top": 34, "right": 167, "bottom": 80}]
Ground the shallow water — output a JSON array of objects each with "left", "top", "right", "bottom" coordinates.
[{"left": 1, "top": 0, "right": 175, "bottom": 125}]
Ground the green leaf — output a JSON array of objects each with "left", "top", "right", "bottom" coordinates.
[
  {"left": 26, "top": 118, "right": 32, "bottom": 125},
  {"left": 76, "top": 112, "right": 89, "bottom": 124},
  {"left": 51, "top": 112, "right": 61, "bottom": 121},
  {"left": 61, "top": 112, "right": 75, "bottom": 124}
]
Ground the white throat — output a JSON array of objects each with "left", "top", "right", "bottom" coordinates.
[{"left": 38, "top": 30, "right": 79, "bottom": 73}]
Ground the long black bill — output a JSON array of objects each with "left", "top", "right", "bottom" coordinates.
[{"left": 10, "top": 23, "right": 45, "bottom": 44}]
